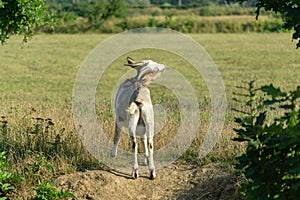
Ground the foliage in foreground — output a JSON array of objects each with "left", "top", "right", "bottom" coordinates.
[
  {"left": 234, "top": 81, "right": 300, "bottom": 199},
  {"left": 0, "top": 152, "right": 15, "bottom": 198},
  {"left": 0, "top": 151, "right": 75, "bottom": 199},
  {"left": 32, "top": 182, "right": 75, "bottom": 200},
  {"left": 0, "top": 112, "right": 86, "bottom": 198},
  {"left": 0, "top": 0, "right": 53, "bottom": 44}
]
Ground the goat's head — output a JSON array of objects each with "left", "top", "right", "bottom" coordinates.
[{"left": 124, "top": 57, "right": 165, "bottom": 86}]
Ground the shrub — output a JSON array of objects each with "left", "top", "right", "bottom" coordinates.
[
  {"left": 233, "top": 81, "right": 300, "bottom": 199},
  {"left": 31, "top": 182, "right": 75, "bottom": 200},
  {"left": 0, "top": 152, "right": 15, "bottom": 198}
]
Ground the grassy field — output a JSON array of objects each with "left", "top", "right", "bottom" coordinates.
[
  {"left": 1, "top": 33, "right": 298, "bottom": 103},
  {"left": 0, "top": 33, "right": 299, "bottom": 190}
]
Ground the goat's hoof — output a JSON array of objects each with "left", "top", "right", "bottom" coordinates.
[
  {"left": 132, "top": 171, "right": 139, "bottom": 179},
  {"left": 149, "top": 170, "right": 156, "bottom": 180}
]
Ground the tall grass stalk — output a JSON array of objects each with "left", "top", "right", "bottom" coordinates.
[{"left": 0, "top": 33, "right": 298, "bottom": 192}]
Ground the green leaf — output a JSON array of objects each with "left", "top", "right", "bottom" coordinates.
[
  {"left": 31, "top": 182, "right": 76, "bottom": 200},
  {"left": 0, "top": 0, "right": 54, "bottom": 44},
  {"left": 233, "top": 82, "right": 300, "bottom": 199}
]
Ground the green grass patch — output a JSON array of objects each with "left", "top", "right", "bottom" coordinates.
[{"left": 0, "top": 33, "right": 299, "bottom": 195}]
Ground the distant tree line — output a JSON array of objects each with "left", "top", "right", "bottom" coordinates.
[
  {"left": 41, "top": 0, "right": 285, "bottom": 35},
  {"left": 46, "top": 0, "right": 258, "bottom": 7}
]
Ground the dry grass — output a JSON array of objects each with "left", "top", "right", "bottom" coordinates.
[{"left": 0, "top": 33, "right": 299, "bottom": 189}]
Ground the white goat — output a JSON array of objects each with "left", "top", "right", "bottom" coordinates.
[{"left": 111, "top": 57, "right": 165, "bottom": 179}]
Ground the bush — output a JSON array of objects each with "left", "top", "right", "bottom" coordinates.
[
  {"left": 122, "top": 15, "right": 283, "bottom": 34},
  {"left": 31, "top": 182, "right": 75, "bottom": 200},
  {"left": 233, "top": 81, "right": 300, "bottom": 199},
  {"left": 0, "top": 152, "right": 15, "bottom": 198}
]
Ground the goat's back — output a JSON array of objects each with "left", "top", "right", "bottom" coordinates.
[{"left": 115, "top": 78, "right": 152, "bottom": 129}]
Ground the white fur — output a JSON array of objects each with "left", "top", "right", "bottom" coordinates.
[{"left": 111, "top": 58, "right": 165, "bottom": 179}]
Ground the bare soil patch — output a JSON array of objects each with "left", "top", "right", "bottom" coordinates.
[{"left": 56, "top": 162, "right": 242, "bottom": 200}]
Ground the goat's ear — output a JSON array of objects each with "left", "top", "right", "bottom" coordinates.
[
  {"left": 127, "top": 57, "right": 136, "bottom": 65},
  {"left": 124, "top": 57, "right": 146, "bottom": 67}
]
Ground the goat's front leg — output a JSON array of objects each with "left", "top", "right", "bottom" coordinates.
[{"left": 128, "top": 102, "right": 140, "bottom": 179}]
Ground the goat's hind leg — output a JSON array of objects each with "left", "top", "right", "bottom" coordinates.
[
  {"left": 128, "top": 102, "right": 140, "bottom": 179},
  {"left": 141, "top": 104, "right": 156, "bottom": 180},
  {"left": 148, "top": 137, "right": 156, "bottom": 180},
  {"left": 130, "top": 135, "right": 139, "bottom": 179},
  {"left": 111, "top": 123, "right": 121, "bottom": 158},
  {"left": 141, "top": 137, "right": 149, "bottom": 166}
]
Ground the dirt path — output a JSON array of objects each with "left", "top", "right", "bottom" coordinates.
[{"left": 56, "top": 162, "right": 241, "bottom": 200}]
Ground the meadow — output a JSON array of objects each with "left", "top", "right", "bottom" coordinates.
[{"left": 0, "top": 33, "right": 299, "bottom": 192}]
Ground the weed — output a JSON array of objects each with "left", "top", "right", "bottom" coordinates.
[
  {"left": 31, "top": 182, "right": 75, "bottom": 200},
  {"left": 26, "top": 154, "right": 55, "bottom": 185},
  {"left": 0, "top": 117, "right": 8, "bottom": 152},
  {"left": 0, "top": 152, "right": 18, "bottom": 199},
  {"left": 0, "top": 150, "right": 76, "bottom": 199}
]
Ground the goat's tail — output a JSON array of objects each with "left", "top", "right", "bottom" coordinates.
[{"left": 127, "top": 102, "right": 139, "bottom": 115}]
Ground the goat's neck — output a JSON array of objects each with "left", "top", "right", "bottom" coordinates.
[{"left": 131, "top": 76, "right": 150, "bottom": 89}]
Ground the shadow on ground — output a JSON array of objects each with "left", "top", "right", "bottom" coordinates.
[
  {"left": 51, "top": 162, "right": 243, "bottom": 200},
  {"left": 175, "top": 164, "right": 243, "bottom": 200}
]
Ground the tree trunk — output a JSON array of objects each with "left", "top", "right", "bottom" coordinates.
[{"left": 178, "top": 0, "right": 182, "bottom": 6}]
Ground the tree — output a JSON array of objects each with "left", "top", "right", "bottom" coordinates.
[
  {"left": 230, "top": 0, "right": 300, "bottom": 48},
  {"left": 0, "top": 0, "right": 53, "bottom": 44},
  {"left": 105, "top": 0, "right": 128, "bottom": 19}
]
